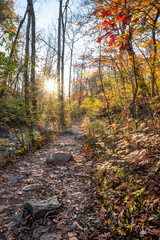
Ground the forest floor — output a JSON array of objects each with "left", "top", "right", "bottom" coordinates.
[{"left": 0, "top": 119, "right": 104, "bottom": 240}]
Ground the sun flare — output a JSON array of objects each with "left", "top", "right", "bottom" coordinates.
[{"left": 45, "top": 79, "right": 54, "bottom": 92}]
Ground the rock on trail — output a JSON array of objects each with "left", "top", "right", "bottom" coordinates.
[
  {"left": 24, "top": 197, "right": 61, "bottom": 219},
  {"left": 46, "top": 152, "right": 74, "bottom": 165}
]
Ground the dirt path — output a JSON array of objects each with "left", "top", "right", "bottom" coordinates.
[{"left": 0, "top": 120, "right": 103, "bottom": 240}]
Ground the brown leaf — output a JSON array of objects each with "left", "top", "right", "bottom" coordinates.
[
  {"left": 69, "top": 237, "right": 78, "bottom": 240},
  {"left": 56, "top": 232, "right": 62, "bottom": 240},
  {"left": 4, "top": 221, "right": 16, "bottom": 230},
  {"left": 53, "top": 219, "right": 59, "bottom": 224},
  {"left": 56, "top": 221, "right": 64, "bottom": 229},
  {"left": 139, "top": 215, "right": 147, "bottom": 222},
  {"left": 73, "top": 221, "right": 83, "bottom": 230},
  {"left": 124, "top": 149, "right": 147, "bottom": 163},
  {"left": 119, "top": 208, "right": 124, "bottom": 218},
  {"left": 42, "top": 227, "right": 50, "bottom": 233},
  {"left": 147, "top": 228, "right": 160, "bottom": 237},
  {"left": 91, "top": 232, "right": 99, "bottom": 237},
  {"left": 0, "top": 205, "right": 10, "bottom": 212},
  {"left": 68, "top": 232, "right": 74, "bottom": 237}
]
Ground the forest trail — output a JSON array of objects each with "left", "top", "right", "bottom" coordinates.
[{"left": 0, "top": 120, "right": 102, "bottom": 240}]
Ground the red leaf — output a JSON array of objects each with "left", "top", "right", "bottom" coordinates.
[
  {"left": 134, "top": 17, "right": 139, "bottom": 23},
  {"left": 97, "top": 37, "right": 102, "bottom": 43},
  {"left": 102, "top": 20, "right": 109, "bottom": 27},
  {"left": 105, "top": 31, "right": 112, "bottom": 36},
  {"left": 122, "top": 16, "right": 128, "bottom": 25},
  {"left": 102, "top": 19, "right": 113, "bottom": 27},
  {"left": 125, "top": 42, "right": 130, "bottom": 50},
  {"left": 113, "top": 4, "right": 119, "bottom": 14},
  {"left": 109, "top": 36, "right": 115, "bottom": 46},
  {"left": 115, "top": 4, "right": 119, "bottom": 10},
  {"left": 141, "top": 17, "right": 146, "bottom": 25},
  {"left": 108, "top": 19, "right": 113, "bottom": 25},
  {"left": 117, "top": 15, "right": 123, "bottom": 23},
  {"left": 101, "top": 10, "right": 111, "bottom": 17}
]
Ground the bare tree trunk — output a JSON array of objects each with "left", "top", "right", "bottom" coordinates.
[
  {"left": 24, "top": 10, "right": 31, "bottom": 115},
  {"left": 60, "top": 0, "right": 69, "bottom": 128},
  {"left": 24, "top": 3, "right": 34, "bottom": 147},
  {"left": 152, "top": 9, "right": 160, "bottom": 96},
  {"left": 69, "top": 39, "right": 74, "bottom": 100},
  {"left": 99, "top": 44, "right": 111, "bottom": 124},
  {"left": 30, "top": 0, "right": 37, "bottom": 114},
  {"left": 57, "top": 0, "right": 62, "bottom": 100}
]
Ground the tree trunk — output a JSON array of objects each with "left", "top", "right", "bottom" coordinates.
[
  {"left": 69, "top": 39, "right": 74, "bottom": 100},
  {"left": 24, "top": 3, "right": 34, "bottom": 146},
  {"left": 30, "top": 0, "right": 37, "bottom": 114},
  {"left": 99, "top": 44, "right": 111, "bottom": 124},
  {"left": 57, "top": 0, "right": 62, "bottom": 100},
  {"left": 24, "top": 10, "right": 31, "bottom": 115},
  {"left": 151, "top": 9, "right": 160, "bottom": 96}
]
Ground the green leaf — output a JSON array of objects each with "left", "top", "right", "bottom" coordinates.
[{"left": 132, "top": 188, "right": 144, "bottom": 196}]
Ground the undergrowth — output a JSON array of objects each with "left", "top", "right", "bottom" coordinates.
[{"left": 82, "top": 113, "right": 160, "bottom": 239}]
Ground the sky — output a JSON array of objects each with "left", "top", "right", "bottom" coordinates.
[
  {"left": 14, "top": 0, "right": 59, "bottom": 31},
  {"left": 14, "top": 0, "right": 64, "bottom": 93},
  {"left": 13, "top": 0, "right": 89, "bottom": 95}
]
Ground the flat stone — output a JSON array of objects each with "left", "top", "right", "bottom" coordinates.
[
  {"left": 8, "top": 175, "right": 23, "bottom": 181},
  {"left": 62, "top": 129, "right": 78, "bottom": 135},
  {"left": 22, "top": 183, "right": 42, "bottom": 192},
  {"left": 33, "top": 226, "right": 44, "bottom": 239},
  {"left": 52, "top": 144, "right": 61, "bottom": 147},
  {"left": 76, "top": 133, "right": 88, "bottom": 140},
  {"left": 24, "top": 197, "right": 61, "bottom": 219},
  {"left": 40, "top": 233, "right": 53, "bottom": 240},
  {"left": 63, "top": 143, "right": 75, "bottom": 147},
  {"left": 55, "top": 129, "right": 78, "bottom": 136},
  {"left": 46, "top": 152, "right": 74, "bottom": 165},
  {"left": 140, "top": 230, "right": 147, "bottom": 238}
]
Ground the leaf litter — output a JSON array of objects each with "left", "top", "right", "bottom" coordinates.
[{"left": 0, "top": 119, "right": 159, "bottom": 239}]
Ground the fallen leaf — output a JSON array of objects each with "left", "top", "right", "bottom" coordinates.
[
  {"left": 147, "top": 228, "right": 160, "bottom": 237},
  {"left": 73, "top": 221, "right": 83, "bottom": 230},
  {"left": 69, "top": 237, "right": 78, "bottom": 240},
  {"left": 56, "top": 232, "right": 62, "bottom": 240},
  {"left": 126, "top": 200, "right": 133, "bottom": 208},
  {"left": 0, "top": 205, "right": 10, "bottom": 212},
  {"left": 124, "top": 149, "right": 147, "bottom": 163},
  {"left": 139, "top": 215, "right": 147, "bottom": 222},
  {"left": 4, "top": 221, "right": 16, "bottom": 230},
  {"left": 91, "top": 232, "right": 99, "bottom": 237},
  {"left": 53, "top": 219, "right": 59, "bottom": 224},
  {"left": 42, "top": 227, "right": 50, "bottom": 233},
  {"left": 68, "top": 232, "right": 74, "bottom": 237}
]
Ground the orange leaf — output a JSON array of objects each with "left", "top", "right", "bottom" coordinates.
[
  {"left": 126, "top": 200, "right": 133, "bottom": 208},
  {"left": 114, "top": 205, "right": 118, "bottom": 209},
  {"left": 105, "top": 220, "right": 110, "bottom": 224}
]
